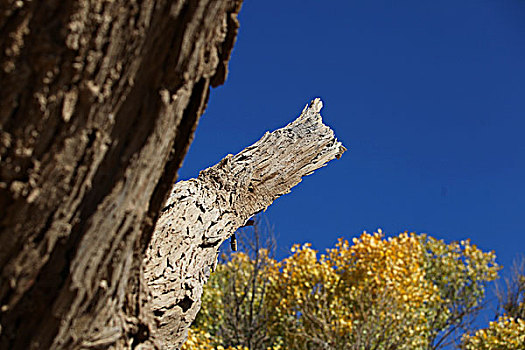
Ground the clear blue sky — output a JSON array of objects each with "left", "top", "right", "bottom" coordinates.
[{"left": 180, "top": 0, "right": 525, "bottom": 325}]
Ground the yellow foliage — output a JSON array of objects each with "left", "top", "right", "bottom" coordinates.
[
  {"left": 461, "top": 316, "right": 525, "bottom": 350},
  {"left": 182, "top": 328, "right": 250, "bottom": 350},
  {"left": 181, "top": 328, "right": 214, "bottom": 350},
  {"left": 266, "top": 231, "right": 439, "bottom": 349},
  {"left": 188, "top": 230, "right": 500, "bottom": 350}
]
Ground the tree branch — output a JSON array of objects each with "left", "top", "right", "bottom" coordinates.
[{"left": 143, "top": 98, "right": 345, "bottom": 348}]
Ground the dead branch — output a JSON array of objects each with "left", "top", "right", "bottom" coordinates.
[{"left": 144, "top": 98, "right": 345, "bottom": 348}]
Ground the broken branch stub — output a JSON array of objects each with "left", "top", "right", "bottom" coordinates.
[{"left": 143, "top": 98, "right": 346, "bottom": 348}]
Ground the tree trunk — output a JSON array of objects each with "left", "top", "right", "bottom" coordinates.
[
  {"left": 0, "top": 0, "right": 242, "bottom": 348},
  {"left": 145, "top": 98, "right": 345, "bottom": 348},
  {"left": 0, "top": 1, "right": 346, "bottom": 349}
]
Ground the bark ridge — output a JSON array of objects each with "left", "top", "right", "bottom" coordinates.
[{"left": 0, "top": 0, "right": 242, "bottom": 348}]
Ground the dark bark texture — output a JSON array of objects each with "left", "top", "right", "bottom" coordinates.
[{"left": 0, "top": 0, "right": 243, "bottom": 348}]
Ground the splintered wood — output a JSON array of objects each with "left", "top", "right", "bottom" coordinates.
[{"left": 144, "top": 98, "right": 346, "bottom": 348}]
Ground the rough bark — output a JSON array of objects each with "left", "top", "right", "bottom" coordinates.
[
  {"left": 0, "top": 0, "right": 242, "bottom": 348},
  {"left": 0, "top": 0, "right": 346, "bottom": 348},
  {"left": 144, "top": 98, "right": 346, "bottom": 348}
]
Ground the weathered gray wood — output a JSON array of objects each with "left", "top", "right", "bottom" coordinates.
[{"left": 144, "top": 98, "right": 346, "bottom": 348}]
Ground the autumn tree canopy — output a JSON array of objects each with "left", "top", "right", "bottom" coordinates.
[{"left": 186, "top": 226, "right": 501, "bottom": 350}]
